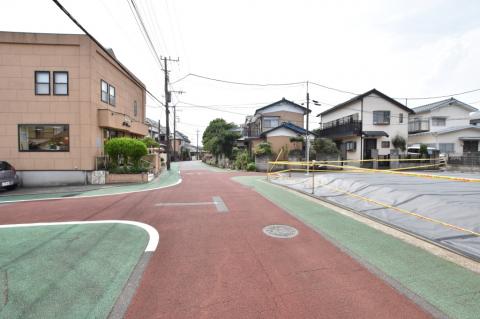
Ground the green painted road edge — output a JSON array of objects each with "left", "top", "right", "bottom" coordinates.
[
  {"left": 0, "top": 163, "right": 181, "bottom": 204},
  {"left": 233, "top": 176, "right": 480, "bottom": 319},
  {"left": 0, "top": 223, "right": 148, "bottom": 319}
]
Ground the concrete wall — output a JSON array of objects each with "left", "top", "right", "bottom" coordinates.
[
  {"left": 0, "top": 31, "right": 147, "bottom": 175},
  {"left": 18, "top": 170, "right": 87, "bottom": 187}
]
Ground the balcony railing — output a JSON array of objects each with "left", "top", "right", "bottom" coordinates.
[
  {"left": 318, "top": 120, "right": 362, "bottom": 139},
  {"left": 408, "top": 120, "right": 430, "bottom": 133},
  {"left": 242, "top": 126, "right": 261, "bottom": 138}
]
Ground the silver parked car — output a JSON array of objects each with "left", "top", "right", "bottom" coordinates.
[{"left": 0, "top": 161, "right": 18, "bottom": 190}]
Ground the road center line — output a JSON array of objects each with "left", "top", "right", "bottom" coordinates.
[{"left": 155, "top": 196, "right": 229, "bottom": 213}]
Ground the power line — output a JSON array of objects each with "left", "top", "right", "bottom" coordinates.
[
  {"left": 173, "top": 72, "right": 480, "bottom": 102},
  {"left": 126, "top": 0, "right": 164, "bottom": 70},
  {"left": 172, "top": 73, "right": 305, "bottom": 87},
  {"left": 51, "top": 0, "right": 163, "bottom": 105}
]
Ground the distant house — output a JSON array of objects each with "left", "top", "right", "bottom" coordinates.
[
  {"left": 408, "top": 98, "right": 480, "bottom": 155},
  {"left": 145, "top": 118, "right": 167, "bottom": 144},
  {"left": 317, "top": 89, "right": 413, "bottom": 162},
  {"left": 171, "top": 131, "right": 190, "bottom": 160},
  {"left": 239, "top": 98, "right": 312, "bottom": 155}
]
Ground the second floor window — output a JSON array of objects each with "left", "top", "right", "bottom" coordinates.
[
  {"left": 373, "top": 111, "right": 390, "bottom": 125},
  {"left": 134, "top": 101, "right": 138, "bottom": 117},
  {"left": 35, "top": 71, "right": 50, "bottom": 95},
  {"left": 53, "top": 71, "right": 68, "bottom": 95},
  {"left": 263, "top": 117, "right": 279, "bottom": 129},
  {"left": 101, "top": 80, "right": 109, "bottom": 103},
  {"left": 399, "top": 113, "right": 403, "bottom": 123},
  {"left": 432, "top": 117, "right": 446, "bottom": 126},
  {"left": 109, "top": 85, "right": 116, "bottom": 106}
]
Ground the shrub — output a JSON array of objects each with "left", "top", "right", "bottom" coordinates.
[
  {"left": 246, "top": 162, "right": 256, "bottom": 171},
  {"left": 104, "top": 137, "right": 148, "bottom": 170},
  {"left": 234, "top": 150, "right": 250, "bottom": 170},
  {"left": 254, "top": 142, "right": 273, "bottom": 156},
  {"left": 105, "top": 137, "right": 131, "bottom": 167},
  {"left": 313, "top": 138, "right": 339, "bottom": 156},
  {"left": 141, "top": 136, "right": 160, "bottom": 148},
  {"left": 392, "top": 135, "right": 406, "bottom": 151},
  {"left": 419, "top": 144, "right": 429, "bottom": 157},
  {"left": 126, "top": 139, "right": 148, "bottom": 167}
]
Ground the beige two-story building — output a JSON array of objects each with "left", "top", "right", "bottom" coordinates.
[
  {"left": 240, "top": 98, "right": 312, "bottom": 155},
  {"left": 0, "top": 31, "right": 148, "bottom": 186}
]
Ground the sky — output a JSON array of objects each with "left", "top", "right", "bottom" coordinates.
[{"left": 2, "top": 0, "right": 480, "bottom": 145}]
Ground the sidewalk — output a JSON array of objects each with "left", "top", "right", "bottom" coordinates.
[{"left": 0, "top": 164, "right": 181, "bottom": 203}]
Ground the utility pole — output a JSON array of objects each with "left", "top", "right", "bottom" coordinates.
[
  {"left": 306, "top": 81, "right": 310, "bottom": 175},
  {"left": 157, "top": 119, "right": 161, "bottom": 143},
  {"left": 163, "top": 57, "right": 171, "bottom": 170},
  {"left": 162, "top": 56, "right": 182, "bottom": 170},
  {"left": 173, "top": 104, "right": 177, "bottom": 161},
  {"left": 196, "top": 129, "right": 199, "bottom": 160}
]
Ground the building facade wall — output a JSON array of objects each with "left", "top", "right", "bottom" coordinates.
[
  {"left": 408, "top": 128, "right": 480, "bottom": 155},
  {"left": 0, "top": 32, "right": 147, "bottom": 179},
  {"left": 413, "top": 105, "right": 473, "bottom": 131}
]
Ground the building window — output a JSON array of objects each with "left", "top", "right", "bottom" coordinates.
[
  {"left": 35, "top": 71, "right": 50, "bottom": 95},
  {"left": 133, "top": 101, "right": 138, "bottom": 117},
  {"left": 373, "top": 111, "right": 390, "bottom": 125},
  {"left": 381, "top": 141, "right": 390, "bottom": 148},
  {"left": 439, "top": 143, "right": 454, "bottom": 154},
  {"left": 109, "top": 85, "right": 116, "bottom": 106},
  {"left": 432, "top": 117, "right": 446, "bottom": 126},
  {"left": 263, "top": 117, "right": 279, "bottom": 129},
  {"left": 101, "top": 80, "right": 109, "bottom": 103},
  {"left": 399, "top": 113, "right": 403, "bottom": 123},
  {"left": 345, "top": 141, "right": 356, "bottom": 151},
  {"left": 53, "top": 71, "right": 68, "bottom": 95},
  {"left": 18, "top": 124, "right": 69, "bottom": 152}
]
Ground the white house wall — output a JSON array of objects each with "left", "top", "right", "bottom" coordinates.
[
  {"left": 408, "top": 128, "right": 480, "bottom": 155},
  {"left": 414, "top": 104, "right": 473, "bottom": 132},
  {"left": 265, "top": 127, "right": 299, "bottom": 137},
  {"left": 320, "top": 93, "right": 410, "bottom": 158}
]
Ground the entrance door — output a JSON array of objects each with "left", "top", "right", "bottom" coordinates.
[
  {"left": 463, "top": 141, "right": 479, "bottom": 154},
  {"left": 363, "top": 138, "right": 377, "bottom": 159}
]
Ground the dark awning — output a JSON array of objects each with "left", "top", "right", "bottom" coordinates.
[{"left": 362, "top": 131, "right": 389, "bottom": 137}]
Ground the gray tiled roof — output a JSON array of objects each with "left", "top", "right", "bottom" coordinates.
[{"left": 412, "top": 98, "right": 478, "bottom": 113}]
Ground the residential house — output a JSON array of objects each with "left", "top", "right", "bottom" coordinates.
[
  {"left": 145, "top": 117, "right": 167, "bottom": 144},
  {"left": 170, "top": 130, "right": 191, "bottom": 160},
  {"left": 317, "top": 89, "right": 413, "bottom": 163},
  {"left": 0, "top": 31, "right": 148, "bottom": 186},
  {"left": 408, "top": 98, "right": 480, "bottom": 155},
  {"left": 240, "top": 98, "right": 312, "bottom": 155}
]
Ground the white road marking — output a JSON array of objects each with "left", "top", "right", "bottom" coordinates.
[
  {"left": 0, "top": 179, "right": 182, "bottom": 204},
  {"left": 155, "top": 202, "right": 215, "bottom": 206},
  {"left": 0, "top": 220, "right": 159, "bottom": 252}
]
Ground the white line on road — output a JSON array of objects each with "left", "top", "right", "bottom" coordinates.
[{"left": 0, "top": 220, "right": 159, "bottom": 252}]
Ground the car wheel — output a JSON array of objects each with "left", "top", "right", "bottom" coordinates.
[{"left": 5, "top": 184, "right": 17, "bottom": 190}]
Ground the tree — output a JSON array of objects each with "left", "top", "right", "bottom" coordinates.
[
  {"left": 141, "top": 136, "right": 160, "bottom": 148},
  {"left": 313, "top": 138, "right": 339, "bottom": 156},
  {"left": 202, "top": 118, "right": 240, "bottom": 162},
  {"left": 392, "top": 135, "right": 406, "bottom": 152}
]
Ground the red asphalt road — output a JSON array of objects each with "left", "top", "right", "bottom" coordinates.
[{"left": 0, "top": 162, "right": 431, "bottom": 319}]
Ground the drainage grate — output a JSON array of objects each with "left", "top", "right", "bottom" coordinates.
[{"left": 262, "top": 225, "right": 298, "bottom": 239}]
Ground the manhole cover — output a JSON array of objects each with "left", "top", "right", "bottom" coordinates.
[{"left": 262, "top": 225, "right": 298, "bottom": 239}]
